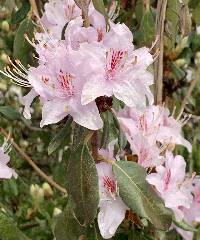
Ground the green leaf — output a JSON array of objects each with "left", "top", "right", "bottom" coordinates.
[
  {"left": 170, "top": 62, "right": 186, "bottom": 80},
  {"left": 92, "top": 0, "right": 108, "bottom": 19},
  {"left": 113, "top": 161, "right": 172, "bottom": 230},
  {"left": 112, "top": 111, "right": 127, "bottom": 151},
  {"left": 100, "top": 111, "right": 127, "bottom": 150},
  {"left": 0, "top": 106, "right": 21, "bottom": 120},
  {"left": 11, "top": 0, "right": 30, "bottom": 24},
  {"left": 13, "top": 16, "right": 34, "bottom": 66},
  {"left": 173, "top": 217, "right": 197, "bottom": 232},
  {"left": 53, "top": 201, "right": 85, "bottom": 240},
  {"left": 192, "top": 5, "right": 200, "bottom": 25},
  {"left": 165, "top": 0, "right": 181, "bottom": 48},
  {"left": 136, "top": 10, "right": 155, "bottom": 47},
  {"left": 48, "top": 117, "right": 72, "bottom": 155},
  {"left": 0, "top": 212, "right": 31, "bottom": 240},
  {"left": 86, "top": 222, "right": 103, "bottom": 240},
  {"left": 67, "top": 141, "right": 99, "bottom": 225},
  {"left": 135, "top": 0, "right": 144, "bottom": 23},
  {"left": 72, "top": 124, "right": 88, "bottom": 151}
]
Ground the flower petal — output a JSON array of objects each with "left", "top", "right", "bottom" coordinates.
[
  {"left": 98, "top": 197, "right": 128, "bottom": 239},
  {"left": 69, "top": 100, "right": 103, "bottom": 130},
  {"left": 20, "top": 89, "right": 38, "bottom": 119},
  {"left": 40, "top": 99, "right": 68, "bottom": 127}
]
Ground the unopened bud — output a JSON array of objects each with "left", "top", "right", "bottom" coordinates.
[
  {"left": 1, "top": 21, "right": 9, "bottom": 32},
  {"left": 174, "top": 58, "right": 187, "bottom": 67},
  {"left": 30, "top": 184, "right": 44, "bottom": 203},
  {"left": 53, "top": 207, "right": 62, "bottom": 217},
  {"left": 42, "top": 182, "right": 53, "bottom": 198},
  {"left": 195, "top": 52, "right": 200, "bottom": 66},
  {"left": 0, "top": 53, "right": 9, "bottom": 65}
]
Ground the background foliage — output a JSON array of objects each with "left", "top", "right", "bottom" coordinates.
[{"left": 0, "top": 0, "right": 200, "bottom": 239}]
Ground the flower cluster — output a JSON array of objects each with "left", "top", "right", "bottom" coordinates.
[
  {"left": 0, "top": 0, "right": 153, "bottom": 130},
  {"left": 0, "top": 0, "right": 199, "bottom": 239}
]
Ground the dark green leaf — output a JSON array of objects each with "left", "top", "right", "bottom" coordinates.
[
  {"left": 192, "top": 5, "right": 200, "bottom": 25},
  {"left": 112, "top": 111, "right": 127, "bottom": 151},
  {"left": 165, "top": 0, "right": 181, "bottom": 48},
  {"left": 67, "top": 142, "right": 99, "bottom": 225},
  {"left": 100, "top": 111, "right": 127, "bottom": 150},
  {"left": 170, "top": 62, "right": 186, "bottom": 80},
  {"left": 86, "top": 222, "right": 103, "bottom": 240},
  {"left": 72, "top": 123, "right": 89, "bottom": 151},
  {"left": 11, "top": 0, "right": 30, "bottom": 24},
  {"left": 53, "top": 201, "right": 85, "bottom": 240},
  {"left": 136, "top": 10, "right": 155, "bottom": 47},
  {"left": 0, "top": 106, "right": 21, "bottom": 120},
  {"left": 13, "top": 16, "right": 34, "bottom": 66},
  {"left": 48, "top": 117, "right": 72, "bottom": 155},
  {"left": 113, "top": 161, "right": 172, "bottom": 231},
  {"left": 92, "top": 0, "right": 108, "bottom": 19},
  {"left": 0, "top": 212, "right": 31, "bottom": 240}
]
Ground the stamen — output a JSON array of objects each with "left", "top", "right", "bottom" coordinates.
[
  {"left": 150, "top": 35, "right": 159, "bottom": 52},
  {"left": 0, "top": 66, "right": 31, "bottom": 88},
  {"left": 24, "top": 33, "right": 36, "bottom": 48}
]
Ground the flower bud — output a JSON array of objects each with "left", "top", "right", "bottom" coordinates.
[
  {"left": 1, "top": 21, "right": 9, "bottom": 32},
  {"left": 53, "top": 207, "right": 62, "bottom": 217},
  {"left": 0, "top": 53, "right": 9, "bottom": 65},
  {"left": 30, "top": 184, "right": 44, "bottom": 203},
  {"left": 174, "top": 58, "right": 187, "bottom": 67},
  {"left": 195, "top": 52, "right": 200, "bottom": 67},
  {"left": 42, "top": 182, "right": 54, "bottom": 198}
]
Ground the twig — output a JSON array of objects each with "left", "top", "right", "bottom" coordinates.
[
  {"left": 29, "top": 0, "right": 40, "bottom": 17},
  {"left": 0, "top": 128, "right": 67, "bottom": 195},
  {"left": 154, "top": 0, "right": 168, "bottom": 105},
  {"left": 177, "top": 75, "right": 199, "bottom": 120},
  {"left": 91, "top": 131, "right": 99, "bottom": 162}
]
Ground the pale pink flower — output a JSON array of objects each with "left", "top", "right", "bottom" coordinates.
[
  {"left": 20, "top": 44, "right": 103, "bottom": 130},
  {"left": 74, "top": 40, "right": 154, "bottom": 108},
  {"left": 117, "top": 105, "right": 192, "bottom": 152},
  {"left": 146, "top": 151, "right": 193, "bottom": 221},
  {"left": 96, "top": 140, "right": 129, "bottom": 239},
  {"left": 41, "top": 0, "right": 81, "bottom": 38},
  {"left": 64, "top": 17, "right": 98, "bottom": 50},
  {"left": 0, "top": 144, "right": 17, "bottom": 179},
  {"left": 175, "top": 177, "right": 200, "bottom": 240},
  {"left": 128, "top": 134, "right": 162, "bottom": 168}
]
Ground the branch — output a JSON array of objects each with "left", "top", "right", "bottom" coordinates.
[
  {"left": 154, "top": 0, "right": 168, "bottom": 105},
  {"left": 0, "top": 128, "right": 67, "bottom": 195},
  {"left": 29, "top": 0, "right": 40, "bottom": 17},
  {"left": 177, "top": 75, "right": 199, "bottom": 120}
]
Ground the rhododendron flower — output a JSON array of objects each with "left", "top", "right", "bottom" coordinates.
[
  {"left": 128, "top": 134, "right": 162, "bottom": 168},
  {"left": 73, "top": 39, "right": 154, "bottom": 108},
  {"left": 118, "top": 105, "right": 192, "bottom": 152},
  {"left": 146, "top": 151, "right": 193, "bottom": 221},
  {"left": 175, "top": 177, "right": 200, "bottom": 240},
  {"left": 41, "top": 0, "right": 81, "bottom": 38},
  {"left": 96, "top": 141, "right": 129, "bottom": 239},
  {"left": 20, "top": 44, "right": 103, "bottom": 130},
  {"left": 0, "top": 143, "right": 17, "bottom": 179}
]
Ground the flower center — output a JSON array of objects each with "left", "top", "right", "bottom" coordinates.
[
  {"left": 105, "top": 49, "right": 127, "bottom": 81},
  {"left": 57, "top": 70, "right": 75, "bottom": 97},
  {"left": 164, "top": 169, "right": 171, "bottom": 191},
  {"left": 97, "top": 28, "right": 104, "bottom": 42},
  {"left": 138, "top": 115, "right": 148, "bottom": 133},
  {"left": 41, "top": 70, "right": 75, "bottom": 98},
  {"left": 103, "top": 176, "right": 116, "bottom": 194}
]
